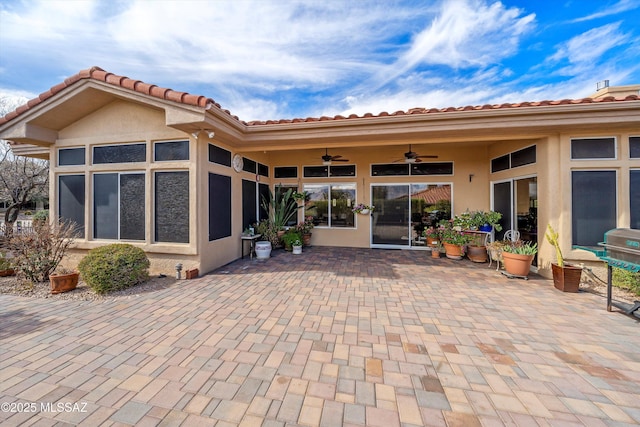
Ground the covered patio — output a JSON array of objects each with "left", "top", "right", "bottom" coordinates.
[{"left": 1, "top": 247, "right": 639, "bottom": 426}]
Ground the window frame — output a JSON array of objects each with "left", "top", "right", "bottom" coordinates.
[
  {"left": 58, "top": 147, "right": 86, "bottom": 166},
  {"left": 571, "top": 169, "right": 618, "bottom": 246},
  {"left": 154, "top": 170, "right": 190, "bottom": 243},
  {"left": 303, "top": 182, "right": 357, "bottom": 229},
  {"left": 153, "top": 140, "right": 189, "bottom": 162},
  {"left": 58, "top": 174, "right": 85, "bottom": 237},
  {"left": 92, "top": 142, "right": 147, "bottom": 165},
  {"left": 92, "top": 171, "right": 146, "bottom": 241},
  {"left": 570, "top": 137, "right": 617, "bottom": 161}
]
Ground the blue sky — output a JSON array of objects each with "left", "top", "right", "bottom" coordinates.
[{"left": 1, "top": 0, "right": 639, "bottom": 122}]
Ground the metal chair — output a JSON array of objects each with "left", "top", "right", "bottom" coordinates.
[{"left": 504, "top": 229, "right": 520, "bottom": 242}]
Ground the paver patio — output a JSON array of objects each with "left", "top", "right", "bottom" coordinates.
[{"left": 1, "top": 247, "right": 639, "bottom": 426}]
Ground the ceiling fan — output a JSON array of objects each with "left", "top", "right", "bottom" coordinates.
[
  {"left": 321, "top": 148, "right": 349, "bottom": 165},
  {"left": 394, "top": 145, "right": 438, "bottom": 163}
]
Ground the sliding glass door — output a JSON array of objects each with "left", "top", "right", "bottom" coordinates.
[{"left": 371, "top": 183, "right": 452, "bottom": 248}]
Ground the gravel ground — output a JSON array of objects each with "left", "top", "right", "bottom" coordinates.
[{"left": 0, "top": 274, "right": 178, "bottom": 301}]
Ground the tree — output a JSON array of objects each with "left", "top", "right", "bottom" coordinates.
[
  {"left": 0, "top": 142, "right": 49, "bottom": 227},
  {"left": 0, "top": 95, "right": 49, "bottom": 233}
]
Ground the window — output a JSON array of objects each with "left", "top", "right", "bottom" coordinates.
[
  {"left": 209, "top": 144, "right": 231, "bottom": 167},
  {"left": 631, "top": 170, "right": 640, "bottom": 229},
  {"left": 572, "top": 170, "right": 616, "bottom": 246},
  {"left": 258, "top": 163, "right": 269, "bottom": 177},
  {"left": 242, "top": 179, "right": 257, "bottom": 232},
  {"left": 329, "top": 165, "right": 356, "bottom": 177},
  {"left": 304, "top": 183, "right": 356, "bottom": 228},
  {"left": 93, "top": 143, "right": 146, "bottom": 164},
  {"left": 571, "top": 137, "right": 616, "bottom": 160},
  {"left": 155, "top": 171, "right": 189, "bottom": 243},
  {"left": 275, "top": 166, "right": 297, "bottom": 178},
  {"left": 491, "top": 155, "right": 510, "bottom": 173},
  {"left": 154, "top": 140, "right": 189, "bottom": 161},
  {"left": 242, "top": 158, "right": 257, "bottom": 173},
  {"left": 630, "top": 136, "right": 640, "bottom": 159},
  {"left": 59, "top": 175, "right": 85, "bottom": 236},
  {"left": 371, "top": 164, "right": 409, "bottom": 176},
  {"left": 303, "top": 166, "right": 329, "bottom": 178},
  {"left": 411, "top": 162, "right": 454, "bottom": 175},
  {"left": 511, "top": 146, "right": 536, "bottom": 168},
  {"left": 58, "top": 148, "right": 85, "bottom": 166},
  {"left": 275, "top": 185, "right": 299, "bottom": 227},
  {"left": 209, "top": 173, "right": 232, "bottom": 240},
  {"left": 94, "top": 173, "right": 145, "bottom": 240}
]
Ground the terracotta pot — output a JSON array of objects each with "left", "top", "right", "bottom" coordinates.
[
  {"left": 431, "top": 250, "right": 441, "bottom": 259},
  {"left": 185, "top": 268, "right": 199, "bottom": 279},
  {"left": 427, "top": 238, "right": 440, "bottom": 248},
  {"left": 501, "top": 252, "right": 534, "bottom": 277},
  {"left": 50, "top": 272, "right": 79, "bottom": 294},
  {"left": 551, "top": 263, "right": 582, "bottom": 292},
  {"left": 467, "top": 245, "right": 487, "bottom": 263},
  {"left": 0, "top": 268, "right": 16, "bottom": 277},
  {"left": 442, "top": 242, "right": 464, "bottom": 260},
  {"left": 303, "top": 233, "right": 312, "bottom": 246}
]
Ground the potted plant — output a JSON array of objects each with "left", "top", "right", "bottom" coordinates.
[
  {"left": 423, "top": 226, "right": 442, "bottom": 248},
  {"left": 50, "top": 267, "right": 79, "bottom": 294},
  {"left": 431, "top": 244, "right": 444, "bottom": 259},
  {"left": 471, "top": 210, "right": 503, "bottom": 232},
  {"left": 502, "top": 241, "right": 538, "bottom": 277},
  {"left": 255, "top": 220, "right": 276, "bottom": 258},
  {"left": 261, "top": 186, "right": 303, "bottom": 240},
  {"left": 440, "top": 222, "right": 471, "bottom": 260},
  {"left": 292, "top": 238, "right": 303, "bottom": 255},
  {"left": 545, "top": 224, "right": 582, "bottom": 292},
  {"left": 352, "top": 203, "right": 374, "bottom": 215},
  {"left": 466, "top": 232, "right": 488, "bottom": 263},
  {"left": 282, "top": 230, "right": 302, "bottom": 252},
  {"left": 296, "top": 216, "right": 315, "bottom": 246},
  {"left": 0, "top": 251, "right": 15, "bottom": 276}
]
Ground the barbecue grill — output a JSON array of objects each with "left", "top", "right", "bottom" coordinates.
[{"left": 577, "top": 228, "right": 640, "bottom": 318}]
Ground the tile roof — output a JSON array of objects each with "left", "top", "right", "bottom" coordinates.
[{"left": 1, "top": 66, "right": 639, "bottom": 128}]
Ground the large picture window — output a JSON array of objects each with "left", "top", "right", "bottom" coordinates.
[
  {"left": 94, "top": 173, "right": 145, "bottom": 240},
  {"left": 572, "top": 170, "right": 616, "bottom": 246},
  {"left": 304, "top": 183, "right": 356, "bottom": 228},
  {"left": 59, "top": 175, "right": 85, "bottom": 236},
  {"left": 155, "top": 171, "right": 190, "bottom": 243}
]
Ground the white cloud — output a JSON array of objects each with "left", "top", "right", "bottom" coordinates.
[{"left": 571, "top": 0, "right": 640, "bottom": 22}]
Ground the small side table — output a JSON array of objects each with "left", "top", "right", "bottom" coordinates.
[{"left": 241, "top": 234, "right": 261, "bottom": 260}]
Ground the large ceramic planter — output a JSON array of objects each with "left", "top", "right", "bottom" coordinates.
[
  {"left": 255, "top": 241, "right": 272, "bottom": 259},
  {"left": 467, "top": 245, "right": 487, "bottom": 263},
  {"left": 551, "top": 263, "right": 582, "bottom": 292},
  {"left": 292, "top": 245, "right": 302, "bottom": 255},
  {"left": 302, "top": 233, "right": 312, "bottom": 246},
  {"left": 501, "top": 252, "right": 534, "bottom": 277},
  {"left": 50, "top": 272, "right": 79, "bottom": 294},
  {"left": 442, "top": 242, "right": 464, "bottom": 260}
]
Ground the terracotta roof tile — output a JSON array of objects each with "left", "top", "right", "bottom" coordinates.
[{"left": 1, "top": 66, "right": 639, "bottom": 128}]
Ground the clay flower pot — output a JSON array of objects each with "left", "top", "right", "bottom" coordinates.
[
  {"left": 50, "top": 271, "right": 79, "bottom": 294},
  {"left": 467, "top": 245, "right": 488, "bottom": 263},
  {"left": 442, "top": 242, "right": 464, "bottom": 260},
  {"left": 551, "top": 263, "right": 582, "bottom": 292},
  {"left": 502, "top": 252, "right": 534, "bottom": 277}
]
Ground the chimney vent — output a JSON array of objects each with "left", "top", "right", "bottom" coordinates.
[{"left": 596, "top": 80, "right": 610, "bottom": 91}]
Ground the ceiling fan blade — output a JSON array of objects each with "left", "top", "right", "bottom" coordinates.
[
  {"left": 416, "top": 155, "right": 438, "bottom": 159},
  {"left": 331, "top": 155, "right": 343, "bottom": 159},
  {"left": 332, "top": 158, "right": 349, "bottom": 162}
]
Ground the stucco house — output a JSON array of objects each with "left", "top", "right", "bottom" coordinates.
[{"left": 0, "top": 67, "right": 638, "bottom": 277}]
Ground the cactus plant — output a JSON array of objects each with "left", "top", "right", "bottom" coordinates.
[{"left": 545, "top": 224, "right": 564, "bottom": 267}]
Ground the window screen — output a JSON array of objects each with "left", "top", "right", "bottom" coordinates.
[
  {"left": 59, "top": 175, "right": 85, "bottom": 236},
  {"left": 411, "top": 162, "right": 454, "bottom": 175},
  {"left": 258, "top": 163, "right": 269, "bottom": 177},
  {"left": 155, "top": 171, "right": 189, "bottom": 243},
  {"left": 59, "top": 148, "right": 85, "bottom": 166},
  {"left": 94, "top": 173, "right": 145, "bottom": 240},
  {"left": 630, "top": 136, "right": 640, "bottom": 159},
  {"left": 371, "top": 164, "right": 409, "bottom": 176},
  {"left": 511, "top": 146, "right": 536, "bottom": 168},
  {"left": 330, "top": 165, "right": 356, "bottom": 177},
  {"left": 242, "top": 158, "right": 257, "bottom": 173},
  {"left": 491, "top": 155, "right": 510, "bottom": 173},
  {"left": 303, "top": 166, "right": 329, "bottom": 178},
  {"left": 94, "top": 144, "right": 146, "bottom": 164},
  {"left": 275, "top": 166, "right": 297, "bottom": 178},
  {"left": 572, "top": 170, "right": 616, "bottom": 246},
  {"left": 154, "top": 140, "right": 189, "bottom": 161},
  {"left": 631, "top": 170, "right": 640, "bottom": 230},
  {"left": 571, "top": 138, "right": 616, "bottom": 159},
  {"left": 242, "top": 179, "right": 257, "bottom": 231},
  {"left": 209, "top": 144, "right": 231, "bottom": 166},
  {"left": 209, "top": 173, "right": 232, "bottom": 240}
]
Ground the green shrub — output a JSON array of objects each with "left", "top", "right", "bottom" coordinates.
[
  {"left": 78, "top": 244, "right": 149, "bottom": 294},
  {"left": 613, "top": 267, "right": 640, "bottom": 296}
]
